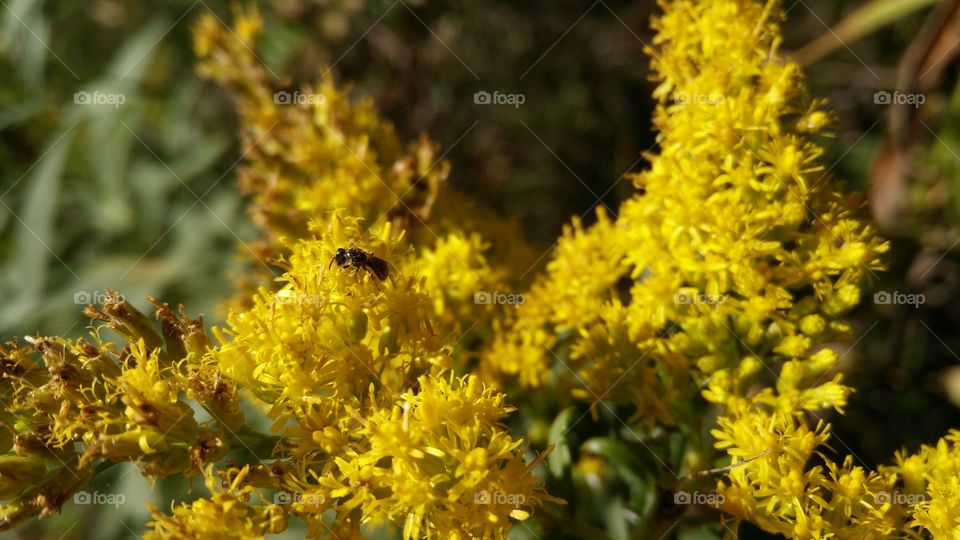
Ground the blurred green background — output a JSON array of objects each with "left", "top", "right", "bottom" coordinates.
[{"left": 3, "top": 0, "right": 960, "bottom": 538}]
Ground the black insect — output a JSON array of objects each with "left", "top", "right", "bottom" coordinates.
[{"left": 329, "top": 247, "right": 390, "bottom": 281}]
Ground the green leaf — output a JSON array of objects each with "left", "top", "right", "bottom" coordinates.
[
  {"left": 604, "top": 497, "right": 630, "bottom": 540},
  {"left": 581, "top": 436, "right": 653, "bottom": 497},
  {"left": 547, "top": 406, "right": 578, "bottom": 478},
  {"left": 0, "top": 125, "right": 75, "bottom": 330}
]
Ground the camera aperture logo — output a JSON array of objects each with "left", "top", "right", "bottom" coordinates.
[
  {"left": 474, "top": 290, "right": 525, "bottom": 306},
  {"left": 873, "top": 290, "right": 924, "bottom": 308},
  {"left": 673, "top": 490, "right": 724, "bottom": 506},
  {"left": 274, "top": 90, "right": 326, "bottom": 106},
  {"left": 473, "top": 490, "right": 526, "bottom": 507},
  {"left": 74, "top": 91, "right": 125, "bottom": 108},
  {"left": 73, "top": 490, "right": 125, "bottom": 508},
  {"left": 473, "top": 90, "right": 525, "bottom": 108}
]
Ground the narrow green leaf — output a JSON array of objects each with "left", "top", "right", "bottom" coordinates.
[{"left": 547, "top": 406, "right": 577, "bottom": 478}]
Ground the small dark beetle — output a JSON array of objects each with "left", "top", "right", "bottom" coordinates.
[{"left": 330, "top": 247, "right": 390, "bottom": 280}]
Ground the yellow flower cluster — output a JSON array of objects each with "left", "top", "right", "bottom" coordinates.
[
  {"left": 486, "top": 0, "right": 886, "bottom": 428},
  {"left": 2, "top": 9, "right": 552, "bottom": 539},
  {"left": 0, "top": 294, "right": 236, "bottom": 529},
  {"left": 193, "top": 6, "right": 534, "bottom": 327},
  {"left": 145, "top": 467, "right": 287, "bottom": 540},
  {"left": 0, "top": 224, "right": 551, "bottom": 538},
  {"left": 205, "top": 212, "right": 552, "bottom": 538},
  {"left": 481, "top": 0, "right": 960, "bottom": 537},
  {"left": 884, "top": 430, "right": 960, "bottom": 538},
  {"left": 7, "top": 1, "right": 960, "bottom": 539}
]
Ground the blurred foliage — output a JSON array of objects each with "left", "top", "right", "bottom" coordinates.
[{"left": 0, "top": 0, "right": 247, "bottom": 342}]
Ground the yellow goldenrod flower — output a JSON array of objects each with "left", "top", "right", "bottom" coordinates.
[
  {"left": 0, "top": 295, "right": 235, "bottom": 530},
  {"left": 8, "top": 2, "right": 960, "bottom": 540},
  {"left": 145, "top": 466, "right": 286, "bottom": 540},
  {"left": 479, "top": 0, "right": 917, "bottom": 537},
  {"left": 192, "top": 6, "right": 533, "bottom": 342},
  {"left": 883, "top": 430, "right": 960, "bottom": 537},
  {"left": 203, "top": 210, "right": 553, "bottom": 538}
]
